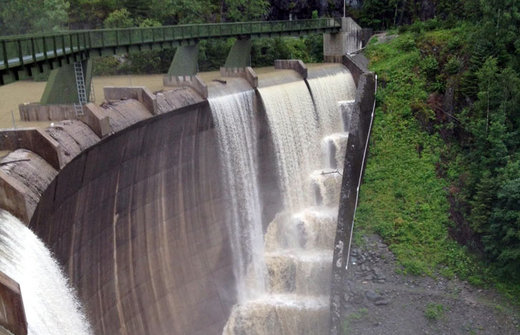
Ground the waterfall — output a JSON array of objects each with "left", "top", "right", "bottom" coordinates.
[
  {"left": 0, "top": 210, "right": 92, "bottom": 335},
  {"left": 209, "top": 90, "right": 266, "bottom": 303},
  {"left": 222, "top": 65, "right": 356, "bottom": 334},
  {"left": 307, "top": 65, "right": 357, "bottom": 138},
  {"left": 258, "top": 80, "right": 319, "bottom": 211}
]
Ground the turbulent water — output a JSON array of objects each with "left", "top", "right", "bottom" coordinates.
[
  {"left": 220, "top": 66, "right": 356, "bottom": 334},
  {"left": 0, "top": 210, "right": 92, "bottom": 335},
  {"left": 209, "top": 90, "right": 266, "bottom": 303}
]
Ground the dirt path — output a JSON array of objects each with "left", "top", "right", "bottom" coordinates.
[{"left": 341, "top": 234, "right": 519, "bottom": 334}]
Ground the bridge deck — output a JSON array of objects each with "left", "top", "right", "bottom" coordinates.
[{"left": 0, "top": 19, "right": 341, "bottom": 85}]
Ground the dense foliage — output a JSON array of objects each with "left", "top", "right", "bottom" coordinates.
[{"left": 359, "top": 0, "right": 520, "bottom": 291}]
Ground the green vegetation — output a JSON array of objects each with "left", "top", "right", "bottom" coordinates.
[
  {"left": 424, "top": 303, "right": 445, "bottom": 321},
  {"left": 357, "top": 29, "right": 477, "bottom": 278},
  {"left": 342, "top": 308, "right": 369, "bottom": 334},
  {"left": 357, "top": 0, "right": 520, "bottom": 301}
]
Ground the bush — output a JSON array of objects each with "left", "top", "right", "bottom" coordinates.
[
  {"left": 444, "top": 57, "right": 463, "bottom": 75},
  {"left": 420, "top": 55, "right": 439, "bottom": 78},
  {"left": 93, "top": 56, "right": 121, "bottom": 76}
]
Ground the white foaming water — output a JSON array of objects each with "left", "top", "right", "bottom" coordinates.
[
  {"left": 209, "top": 90, "right": 266, "bottom": 302},
  {"left": 0, "top": 210, "right": 92, "bottom": 335},
  {"left": 258, "top": 80, "right": 319, "bottom": 211},
  {"left": 307, "top": 66, "right": 356, "bottom": 138},
  {"left": 223, "top": 66, "right": 355, "bottom": 334},
  {"left": 322, "top": 133, "right": 349, "bottom": 169}
]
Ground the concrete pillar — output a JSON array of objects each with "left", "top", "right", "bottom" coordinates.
[
  {"left": 219, "top": 38, "right": 258, "bottom": 88},
  {"left": 323, "top": 17, "right": 363, "bottom": 62},
  {"left": 0, "top": 272, "right": 27, "bottom": 335},
  {"left": 224, "top": 38, "right": 251, "bottom": 69},
  {"left": 166, "top": 44, "right": 199, "bottom": 77},
  {"left": 40, "top": 59, "right": 92, "bottom": 105}
]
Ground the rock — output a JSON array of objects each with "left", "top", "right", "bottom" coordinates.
[
  {"left": 374, "top": 299, "right": 390, "bottom": 306},
  {"left": 365, "top": 290, "right": 381, "bottom": 302}
]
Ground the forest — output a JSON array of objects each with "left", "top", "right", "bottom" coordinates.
[{"left": 0, "top": 0, "right": 519, "bottom": 295}]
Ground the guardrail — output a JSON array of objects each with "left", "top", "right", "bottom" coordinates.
[{"left": 0, "top": 18, "right": 341, "bottom": 73}]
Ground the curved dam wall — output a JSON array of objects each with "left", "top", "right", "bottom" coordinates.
[
  {"left": 0, "top": 59, "right": 373, "bottom": 335},
  {"left": 28, "top": 100, "right": 239, "bottom": 334}
]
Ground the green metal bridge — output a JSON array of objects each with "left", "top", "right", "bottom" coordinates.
[{"left": 0, "top": 18, "right": 341, "bottom": 86}]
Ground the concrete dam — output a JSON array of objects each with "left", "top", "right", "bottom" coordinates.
[{"left": 0, "top": 24, "right": 375, "bottom": 335}]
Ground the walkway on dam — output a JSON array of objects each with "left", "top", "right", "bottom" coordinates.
[{"left": 0, "top": 19, "right": 341, "bottom": 85}]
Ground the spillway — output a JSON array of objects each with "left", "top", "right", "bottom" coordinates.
[
  {"left": 0, "top": 210, "right": 91, "bottom": 335},
  {"left": 219, "top": 65, "right": 356, "bottom": 334},
  {"left": 209, "top": 89, "right": 266, "bottom": 303}
]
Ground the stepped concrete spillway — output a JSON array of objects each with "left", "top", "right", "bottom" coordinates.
[{"left": 0, "top": 54, "right": 375, "bottom": 335}]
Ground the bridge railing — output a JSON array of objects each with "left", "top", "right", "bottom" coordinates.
[{"left": 0, "top": 18, "right": 341, "bottom": 71}]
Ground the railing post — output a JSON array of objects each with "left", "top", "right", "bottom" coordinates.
[
  {"left": 61, "top": 35, "right": 66, "bottom": 57},
  {"left": 42, "top": 37, "right": 48, "bottom": 61},
  {"left": 17, "top": 40, "right": 23, "bottom": 66},
  {"left": 115, "top": 30, "right": 119, "bottom": 46},
  {"left": 69, "top": 34, "right": 74, "bottom": 53},
  {"left": 30, "top": 38, "right": 36, "bottom": 63},
  {"left": 1, "top": 40, "right": 8, "bottom": 69},
  {"left": 52, "top": 35, "right": 57, "bottom": 57}
]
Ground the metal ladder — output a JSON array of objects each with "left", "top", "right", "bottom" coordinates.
[{"left": 73, "top": 61, "right": 88, "bottom": 116}]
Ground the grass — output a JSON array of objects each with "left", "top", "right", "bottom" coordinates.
[
  {"left": 357, "top": 26, "right": 520, "bottom": 305},
  {"left": 356, "top": 31, "right": 477, "bottom": 278},
  {"left": 342, "top": 308, "right": 369, "bottom": 334},
  {"left": 424, "top": 303, "right": 445, "bottom": 321}
]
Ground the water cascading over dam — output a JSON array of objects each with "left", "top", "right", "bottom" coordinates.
[
  {"left": 210, "top": 64, "right": 356, "bottom": 334},
  {"left": 0, "top": 61, "right": 365, "bottom": 335},
  {"left": 0, "top": 210, "right": 91, "bottom": 335}
]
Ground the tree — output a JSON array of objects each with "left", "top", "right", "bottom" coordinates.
[
  {"left": 0, "top": 0, "right": 70, "bottom": 35},
  {"left": 104, "top": 8, "right": 134, "bottom": 28},
  {"left": 485, "top": 160, "right": 520, "bottom": 279}
]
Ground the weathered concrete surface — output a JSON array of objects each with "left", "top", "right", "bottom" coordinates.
[
  {"left": 0, "top": 129, "right": 62, "bottom": 169},
  {"left": 100, "top": 99, "right": 153, "bottom": 132},
  {"left": 83, "top": 103, "right": 112, "bottom": 138},
  {"left": 0, "top": 150, "right": 58, "bottom": 223},
  {"left": 274, "top": 59, "right": 308, "bottom": 79},
  {"left": 323, "top": 17, "right": 363, "bottom": 58},
  {"left": 29, "top": 101, "right": 237, "bottom": 335},
  {"left": 103, "top": 87, "right": 157, "bottom": 115},
  {"left": 329, "top": 53, "right": 376, "bottom": 335},
  {"left": 163, "top": 75, "right": 209, "bottom": 99},
  {"left": 155, "top": 87, "right": 204, "bottom": 114},
  {"left": 0, "top": 272, "right": 27, "bottom": 335},
  {"left": 19, "top": 103, "right": 77, "bottom": 122},
  {"left": 219, "top": 67, "right": 258, "bottom": 89},
  {"left": 0, "top": 96, "right": 159, "bottom": 223},
  {"left": 43, "top": 120, "right": 100, "bottom": 166}
]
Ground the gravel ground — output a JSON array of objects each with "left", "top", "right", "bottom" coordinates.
[{"left": 341, "top": 234, "right": 520, "bottom": 335}]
